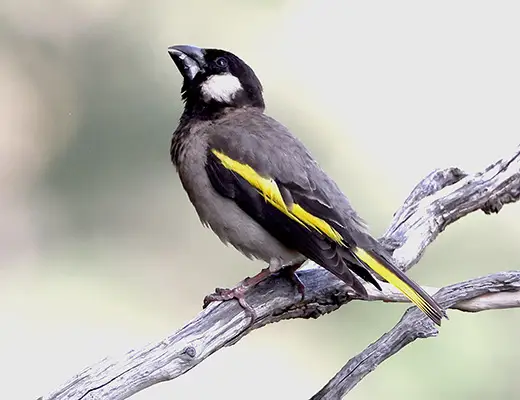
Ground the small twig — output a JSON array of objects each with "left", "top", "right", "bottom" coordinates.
[{"left": 364, "top": 280, "right": 520, "bottom": 312}]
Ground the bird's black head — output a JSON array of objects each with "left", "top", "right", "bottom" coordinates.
[{"left": 168, "top": 45, "right": 265, "bottom": 119}]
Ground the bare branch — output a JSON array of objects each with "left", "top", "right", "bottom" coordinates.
[
  {"left": 39, "top": 145, "right": 520, "bottom": 400},
  {"left": 364, "top": 281, "right": 520, "bottom": 312},
  {"left": 311, "top": 271, "right": 520, "bottom": 400},
  {"left": 382, "top": 146, "right": 520, "bottom": 270}
]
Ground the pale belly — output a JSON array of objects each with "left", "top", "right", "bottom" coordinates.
[{"left": 175, "top": 132, "right": 305, "bottom": 270}]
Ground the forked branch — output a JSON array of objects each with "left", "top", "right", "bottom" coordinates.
[{"left": 39, "top": 145, "right": 520, "bottom": 400}]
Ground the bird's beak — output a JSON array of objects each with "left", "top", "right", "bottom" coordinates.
[{"left": 168, "top": 45, "right": 206, "bottom": 81}]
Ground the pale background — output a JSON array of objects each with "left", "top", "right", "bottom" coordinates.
[{"left": 2, "top": 1, "right": 520, "bottom": 399}]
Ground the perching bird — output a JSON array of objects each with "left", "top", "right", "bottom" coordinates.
[{"left": 167, "top": 44, "right": 446, "bottom": 325}]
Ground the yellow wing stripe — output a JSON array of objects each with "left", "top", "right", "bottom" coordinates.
[
  {"left": 211, "top": 149, "right": 344, "bottom": 243},
  {"left": 213, "top": 149, "right": 287, "bottom": 209},
  {"left": 291, "top": 204, "right": 343, "bottom": 243},
  {"left": 353, "top": 248, "right": 436, "bottom": 317}
]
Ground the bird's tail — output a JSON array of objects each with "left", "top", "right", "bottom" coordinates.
[{"left": 352, "top": 244, "right": 446, "bottom": 326}]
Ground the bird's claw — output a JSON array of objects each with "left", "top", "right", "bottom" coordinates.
[{"left": 203, "top": 286, "right": 257, "bottom": 326}]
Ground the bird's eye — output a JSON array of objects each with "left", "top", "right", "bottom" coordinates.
[{"left": 215, "top": 57, "right": 228, "bottom": 68}]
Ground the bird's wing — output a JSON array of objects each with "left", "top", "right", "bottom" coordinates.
[{"left": 205, "top": 112, "right": 444, "bottom": 325}]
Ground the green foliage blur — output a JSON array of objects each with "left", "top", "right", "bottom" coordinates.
[{"left": 2, "top": 1, "right": 519, "bottom": 399}]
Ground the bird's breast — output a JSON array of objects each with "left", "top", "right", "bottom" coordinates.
[{"left": 172, "top": 125, "right": 302, "bottom": 265}]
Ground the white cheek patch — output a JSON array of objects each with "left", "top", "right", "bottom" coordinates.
[{"left": 200, "top": 74, "right": 243, "bottom": 103}]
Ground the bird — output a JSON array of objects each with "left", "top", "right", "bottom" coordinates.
[{"left": 167, "top": 44, "right": 446, "bottom": 326}]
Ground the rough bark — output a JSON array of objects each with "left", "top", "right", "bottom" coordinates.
[{"left": 311, "top": 271, "right": 520, "bottom": 400}]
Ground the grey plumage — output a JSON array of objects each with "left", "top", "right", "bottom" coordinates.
[
  {"left": 172, "top": 111, "right": 305, "bottom": 268},
  {"left": 173, "top": 106, "right": 373, "bottom": 293}
]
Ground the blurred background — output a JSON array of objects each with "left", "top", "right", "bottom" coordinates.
[{"left": 2, "top": 0, "right": 520, "bottom": 399}]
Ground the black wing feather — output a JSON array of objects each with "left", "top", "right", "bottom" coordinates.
[{"left": 206, "top": 150, "right": 377, "bottom": 295}]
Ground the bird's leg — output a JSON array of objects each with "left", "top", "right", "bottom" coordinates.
[
  {"left": 202, "top": 267, "right": 273, "bottom": 325},
  {"left": 202, "top": 260, "right": 306, "bottom": 326},
  {"left": 278, "top": 261, "right": 306, "bottom": 301}
]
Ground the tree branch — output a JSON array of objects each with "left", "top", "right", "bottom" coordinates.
[
  {"left": 363, "top": 280, "right": 520, "bottom": 312},
  {"left": 311, "top": 271, "right": 520, "bottom": 400},
  {"left": 39, "top": 145, "right": 520, "bottom": 400}
]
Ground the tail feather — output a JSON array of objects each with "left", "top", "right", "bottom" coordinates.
[
  {"left": 346, "top": 261, "right": 382, "bottom": 291},
  {"left": 352, "top": 246, "right": 445, "bottom": 326},
  {"left": 320, "top": 259, "right": 369, "bottom": 299}
]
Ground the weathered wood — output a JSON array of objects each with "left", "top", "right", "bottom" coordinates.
[
  {"left": 39, "top": 145, "right": 520, "bottom": 400},
  {"left": 311, "top": 271, "right": 520, "bottom": 400}
]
